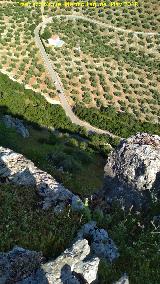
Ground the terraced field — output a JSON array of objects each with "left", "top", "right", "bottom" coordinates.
[
  {"left": 43, "top": 0, "right": 160, "bottom": 33},
  {"left": 0, "top": 1, "right": 159, "bottom": 124},
  {"left": 0, "top": 1, "right": 56, "bottom": 98},
  {"left": 83, "top": 0, "right": 160, "bottom": 33},
  {"left": 42, "top": 15, "right": 160, "bottom": 123}
]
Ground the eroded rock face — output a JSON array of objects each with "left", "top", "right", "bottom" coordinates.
[
  {"left": 76, "top": 222, "right": 119, "bottom": 262},
  {"left": 0, "top": 241, "right": 99, "bottom": 284},
  {"left": 0, "top": 247, "right": 43, "bottom": 284},
  {"left": 3, "top": 115, "right": 29, "bottom": 138},
  {"left": 0, "top": 146, "right": 83, "bottom": 211},
  {"left": 0, "top": 224, "right": 118, "bottom": 283},
  {"left": 43, "top": 239, "right": 99, "bottom": 284},
  {"left": 103, "top": 133, "right": 160, "bottom": 210}
]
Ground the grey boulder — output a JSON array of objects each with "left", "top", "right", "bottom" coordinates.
[
  {"left": 0, "top": 240, "right": 99, "bottom": 284},
  {"left": 0, "top": 247, "right": 43, "bottom": 283},
  {"left": 0, "top": 146, "right": 83, "bottom": 211},
  {"left": 43, "top": 239, "right": 99, "bottom": 284},
  {"left": 103, "top": 133, "right": 160, "bottom": 210},
  {"left": 3, "top": 115, "right": 29, "bottom": 138},
  {"left": 76, "top": 222, "right": 119, "bottom": 262}
]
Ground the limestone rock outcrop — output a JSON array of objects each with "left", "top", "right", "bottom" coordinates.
[
  {"left": 0, "top": 247, "right": 43, "bottom": 284},
  {"left": 0, "top": 241, "right": 99, "bottom": 284},
  {"left": 43, "top": 239, "right": 99, "bottom": 284},
  {"left": 0, "top": 145, "right": 120, "bottom": 283},
  {"left": 76, "top": 222, "right": 119, "bottom": 262},
  {"left": 103, "top": 133, "right": 160, "bottom": 210},
  {"left": 114, "top": 274, "right": 129, "bottom": 284},
  {"left": 0, "top": 146, "right": 83, "bottom": 211},
  {"left": 3, "top": 115, "right": 29, "bottom": 138},
  {"left": 0, "top": 222, "right": 119, "bottom": 283}
]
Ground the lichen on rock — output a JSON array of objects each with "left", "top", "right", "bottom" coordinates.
[
  {"left": 3, "top": 115, "right": 29, "bottom": 138},
  {"left": 76, "top": 222, "right": 119, "bottom": 262},
  {"left": 103, "top": 133, "right": 160, "bottom": 210},
  {"left": 0, "top": 241, "right": 100, "bottom": 284},
  {"left": 0, "top": 247, "right": 43, "bottom": 284},
  {"left": 0, "top": 146, "right": 83, "bottom": 211}
]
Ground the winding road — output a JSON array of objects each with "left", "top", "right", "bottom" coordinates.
[
  {"left": 34, "top": 16, "right": 120, "bottom": 138},
  {"left": 34, "top": 14, "right": 160, "bottom": 138},
  {"left": 55, "top": 14, "right": 160, "bottom": 36}
]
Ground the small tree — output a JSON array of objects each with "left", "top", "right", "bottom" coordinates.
[{"left": 42, "top": 28, "right": 52, "bottom": 40}]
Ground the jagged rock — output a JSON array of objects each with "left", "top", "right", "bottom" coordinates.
[
  {"left": 76, "top": 222, "right": 119, "bottom": 262},
  {"left": 3, "top": 115, "right": 29, "bottom": 138},
  {"left": 0, "top": 224, "right": 118, "bottom": 284},
  {"left": 16, "top": 270, "right": 48, "bottom": 284},
  {"left": 0, "top": 241, "right": 99, "bottom": 284},
  {"left": 71, "top": 195, "right": 84, "bottom": 211},
  {"left": 43, "top": 239, "right": 99, "bottom": 284},
  {"left": 114, "top": 274, "right": 129, "bottom": 284},
  {"left": 0, "top": 146, "right": 83, "bottom": 211},
  {"left": 103, "top": 133, "right": 160, "bottom": 210},
  {"left": 0, "top": 247, "right": 43, "bottom": 283}
]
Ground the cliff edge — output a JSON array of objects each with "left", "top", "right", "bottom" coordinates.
[{"left": 103, "top": 133, "right": 160, "bottom": 210}]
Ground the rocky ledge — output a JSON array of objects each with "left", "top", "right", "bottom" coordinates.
[
  {"left": 103, "top": 133, "right": 160, "bottom": 210},
  {"left": 0, "top": 146, "right": 83, "bottom": 211},
  {"left": 76, "top": 222, "right": 119, "bottom": 262},
  {"left": 0, "top": 144, "right": 120, "bottom": 283},
  {"left": 0, "top": 240, "right": 99, "bottom": 284},
  {"left": 3, "top": 115, "right": 29, "bottom": 138},
  {"left": 0, "top": 220, "right": 119, "bottom": 284}
]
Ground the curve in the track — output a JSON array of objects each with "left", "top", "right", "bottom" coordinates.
[{"left": 34, "top": 14, "right": 159, "bottom": 138}]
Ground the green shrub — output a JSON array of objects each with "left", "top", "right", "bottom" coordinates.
[{"left": 74, "top": 105, "right": 160, "bottom": 138}]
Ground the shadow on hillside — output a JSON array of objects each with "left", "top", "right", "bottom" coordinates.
[
  {"left": 0, "top": 105, "right": 90, "bottom": 141},
  {"left": 0, "top": 105, "right": 42, "bottom": 131},
  {"left": 0, "top": 106, "right": 98, "bottom": 283}
]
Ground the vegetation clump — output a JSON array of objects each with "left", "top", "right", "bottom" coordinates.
[
  {"left": 74, "top": 104, "right": 160, "bottom": 137},
  {"left": 96, "top": 202, "right": 160, "bottom": 284},
  {"left": 0, "top": 184, "right": 86, "bottom": 258}
]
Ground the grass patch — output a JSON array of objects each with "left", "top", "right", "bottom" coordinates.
[
  {"left": 0, "top": 184, "right": 85, "bottom": 258},
  {"left": 0, "top": 121, "right": 104, "bottom": 196},
  {"left": 95, "top": 204, "right": 160, "bottom": 284}
]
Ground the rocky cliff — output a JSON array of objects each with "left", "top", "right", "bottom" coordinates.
[
  {"left": 103, "top": 133, "right": 160, "bottom": 210},
  {"left": 3, "top": 115, "right": 30, "bottom": 138},
  {"left": 0, "top": 146, "right": 119, "bottom": 283},
  {"left": 0, "top": 221, "right": 119, "bottom": 284},
  {"left": 0, "top": 241, "right": 99, "bottom": 284},
  {"left": 2, "top": 133, "right": 159, "bottom": 282},
  {"left": 0, "top": 146, "right": 83, "bottom": 212}
]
